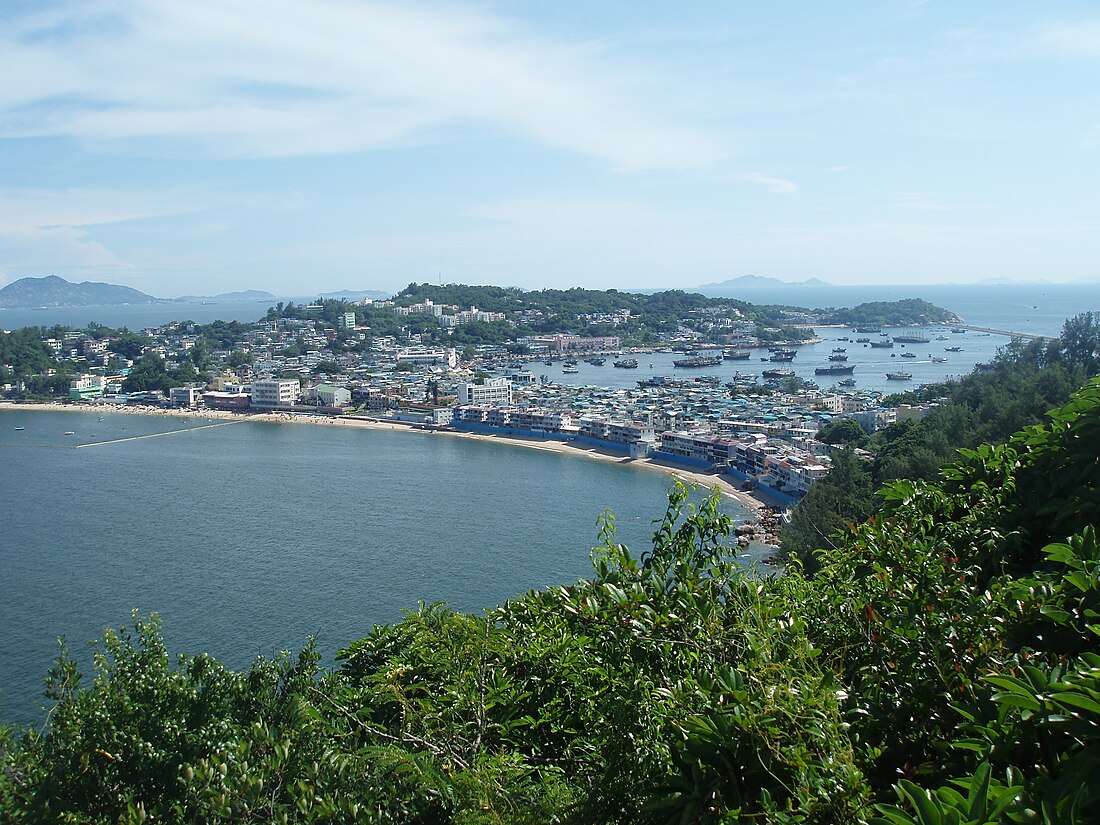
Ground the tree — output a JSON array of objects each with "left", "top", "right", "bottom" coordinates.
[
  {"left": 121, "top": 353, "right": 176, "bottom": 393},
  {"left": 816, "top": 417, "right": 868, "bottom": 446}
]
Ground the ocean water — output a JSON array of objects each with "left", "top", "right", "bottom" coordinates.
[{"left": 0, "top": 411, "right": 759, "bottom": 726}]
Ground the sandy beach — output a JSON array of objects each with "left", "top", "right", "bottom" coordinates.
[{"left": 0, "top": 400, "right": 766, "bottom": 515}]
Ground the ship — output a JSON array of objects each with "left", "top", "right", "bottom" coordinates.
[
  {"left": 769, "top": 349, "right": 797, "bottom": 362},
  {"left": 673, "top": 355, "right": 723, "bottom": 368},
  {"left": 893, "top": 333, "right": 931, "bottom": 344},
  {"left": 814, "top": 364, "right": 855, "bottom": 375},
  {"left": 761, "top": 368, "right": 795, "bottom": 379},
  {"left": 951, "top": 327, "right": 967, "bottom": 333},
  {"left": 869, "top": 340, "right": 895, "bottom": 348},
  {"left": 613, "top": 358, "right": 639, "bottom": 368},
  {"left": 886, "top": 371, "right": 913, "bottom": 380},
  {"left": 723, "top": 348, "right": 752, "bottom": 360},
  {"left": 828, "top": 354, "right": 848, "bottom": 362},
  {"left": 855, "top": 326, "right": 882, "bottom": 333}
]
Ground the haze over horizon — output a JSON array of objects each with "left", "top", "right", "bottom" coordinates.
[{"left": 1, "top": 1, "right": 1098, "bottom": 296}]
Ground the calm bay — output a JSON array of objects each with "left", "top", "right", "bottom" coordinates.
[{"left": 0, "top": 410, "right": 759, "bottom": 726}]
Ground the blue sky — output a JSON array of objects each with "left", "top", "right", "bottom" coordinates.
[{"left": 1, "top": 0, "right": 1098, "bottom": 296}]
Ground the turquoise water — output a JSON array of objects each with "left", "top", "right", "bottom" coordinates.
[{"left": 0, "top": 410, "right": 759, "bottom": 726}]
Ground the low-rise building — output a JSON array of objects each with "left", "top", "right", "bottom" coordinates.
[
  {"left": 251, "top": 378, "right": 300, "bottom": 408},
  {"left": 457, "top": 377, "right": 512, "bottom": 406}
]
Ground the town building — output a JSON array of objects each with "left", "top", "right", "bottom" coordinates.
[{"left": 251, "top": 378, "right": 301, "bottom": 408}]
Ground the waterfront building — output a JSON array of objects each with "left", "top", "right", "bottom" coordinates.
[
  {"left": 68, "top": 374, "right": 105, "bottom": 400},
  {"left": 251, "top": 378, "right": 301, "bottom": 408},
  {"left": 307, "top": 383, "right": 351, "bottom": 408},
  {"left": 457, "top": 377, "right": 512, "bottom": 406},
  {"left": 168, "top": 385, "right": 203, "bottom": 407},
  {"left": 202, "top": 391, "right": 251, "bottom": 411}
]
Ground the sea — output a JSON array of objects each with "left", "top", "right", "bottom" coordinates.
[
  {"left": 0, "top": 411, "right": 762, "bottom": 727},
  {"left": 1, "top": 282, "right": 1098, "bottom": 726}
]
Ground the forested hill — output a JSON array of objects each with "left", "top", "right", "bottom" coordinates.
[
  {"left": 2, "top": 377, "right": 1099, "bottom": 821},
  {"left": 0, "top": 275, "right": 165, "bottom": 308}
]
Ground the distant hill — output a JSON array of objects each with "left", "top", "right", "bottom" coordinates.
[
  {"left": 175, "top": 289, "right": 278, "bottom": 302},
  {"left": 696, "top": 275, "right": 832, "bottom": 293},
  {"left": 0, "top": 275, "right": 166, "bottom": 308}
]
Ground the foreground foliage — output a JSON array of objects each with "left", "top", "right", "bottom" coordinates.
[{"left": 2, "top": 379, "right": 1100, "bottom": 822}]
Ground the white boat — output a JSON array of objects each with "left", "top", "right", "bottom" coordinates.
[{"left": 14, "top": 426, "right": 25, "bottom": 431}]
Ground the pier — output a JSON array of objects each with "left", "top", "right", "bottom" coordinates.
[
  {"left": 956, "top": 324, "right": 1052, "bottom": 342},
  {"left": 73, "top": 419, "right": 243, "bottom": 449}
]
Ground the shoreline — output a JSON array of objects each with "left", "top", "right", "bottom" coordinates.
[{"left": 0, "top": 400, "right": 771, "bottom": 521}]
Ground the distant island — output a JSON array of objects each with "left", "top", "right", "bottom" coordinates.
[
  {"left": 0, "top": 275, "right": 168, "bottom": 308},
  {"left": 695, "top": 274, "right": 832, "bottom": 294},
  {"left": 0, "top": 276, "right": 392, "bottom": 309},
  {"left": 175, "top": 289, "right": 278, "bottom": 302}
]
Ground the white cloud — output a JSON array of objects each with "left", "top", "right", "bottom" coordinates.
[
  {"left": 1037, "top": 20, "right": 1100, "bottom": 56},
  {"left": 0, "top": 0, "right": 725, "bottom": 170},
  {"left": 739, "top": 174, "right": 799, "bottom": 195},
  {"left": 0, "top": 186, "right": 205, "bottom": 276}
]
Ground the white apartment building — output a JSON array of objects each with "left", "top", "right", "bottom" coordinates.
[
  {"left": 251, "top": 378, "right": 301, "bottom": 408},
  {"left": 456, "top": 377, "right": 512, "bottom": 405}
]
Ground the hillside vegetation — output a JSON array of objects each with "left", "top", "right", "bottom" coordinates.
[{"left": 3, "top": 378, "right": 1100, "bottom": 822}]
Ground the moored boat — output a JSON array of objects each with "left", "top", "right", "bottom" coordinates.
[{"left": 886, "top": 371, "right": 912, "bottom": 380}]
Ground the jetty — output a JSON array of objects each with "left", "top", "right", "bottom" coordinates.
[{"left": 956, "top": 324, "right": 1052, "bottom": 342}]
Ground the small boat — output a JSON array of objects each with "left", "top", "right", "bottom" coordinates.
[
  {"left": 14, "top": 426, "right": 25, "bottom": 431},
  {"left": 63, "top": 431, "right": 76, "bottom": 435},
  {"left": 562, "top": 366, "right": 579, "bottom": 374},
  {"left": 828, "top": 354, "right": 848, "bottom": 362},
  {"left": 832, "top": 347, "right": 847, "bottom": 353},
  {"left": 900, "top": 352, "right": 917, "bottom": 359},
  {"left": 855, "top": 338, "right": 871, "bottom": 343},
  {"left": 945, "top": 346, "right": 962, "bottom": 352},
  {"left": 838, "top": 378, "right": 857, "bottom": 387},
  {"left": 932, "top": 356, "right": 948, "bottom": 363}
]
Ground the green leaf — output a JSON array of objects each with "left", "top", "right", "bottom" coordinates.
[{"left": 899, "top": 780, "right": 944, "bottom": 825}]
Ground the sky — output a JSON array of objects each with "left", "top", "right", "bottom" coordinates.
[{"left": 1, "top": 0, "right": 1098, "bottom": 297}]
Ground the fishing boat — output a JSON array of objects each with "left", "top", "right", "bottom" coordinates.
[
  {"left": 855, "top": 337, "right": 871, "bottom": 343},
  {"left": 673, "top": 355, "right": 723, "bottom": 368},
  {"left": 900, "top": 352, "right": 917, "bottom": 359},
  {"left": 945, "top": 346, "right": 962, "bottom": 352},
  {"left": 838, "top": 378, "right": 857, "bottom": 387},
  {"left": 761, "top": 368, "right": 795, "bottom": 379},
  {"left": 870, "top": 340, "right": 895, "bottom": 348},
  {"left": 828, "top": 354, "right": 848, "bottom": 362},
  {"left": 613, "top": 358, "right": 639, "bottom": 369},
  {"left": 815, "top": 364, "right": 855, "bottom": 375},
  {"left": 562, "top": 365, "right": 579, "bottom": 374},
  {"left": 886, "top": 371, "right": 912, "bottom": 381},
  {"left": 832, "top": 347, "right": 847, "bottom": 353},
  {"left": 723, "top": 348, "right": 752, "bottom": 360},
  {"left": 893, "top": 333, "right": 931, "bottom": 344}
]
